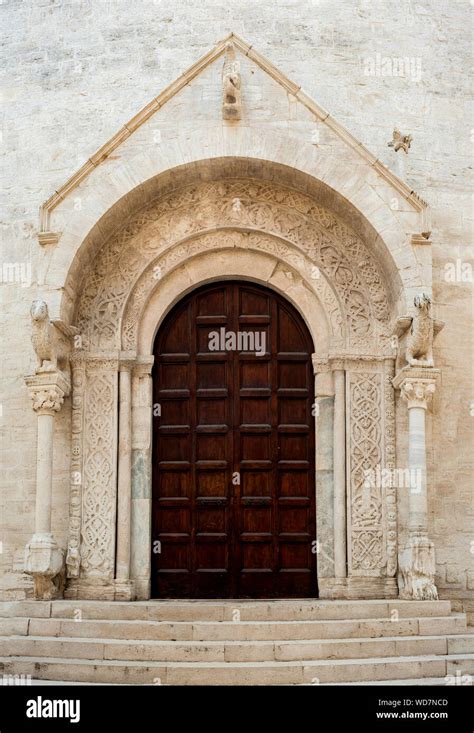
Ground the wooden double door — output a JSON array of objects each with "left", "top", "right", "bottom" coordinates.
[{"left": 151, "top": 281, "right": 317, "bottom": 598}]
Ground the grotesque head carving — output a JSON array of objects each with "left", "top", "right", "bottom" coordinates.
[
  {"left": 30, "top": 300, "right": 49, "bottom": 322},
  {"left": 413, "top": 292, "right": 431, "bottom": 312}
]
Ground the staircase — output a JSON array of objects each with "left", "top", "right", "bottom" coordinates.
[{"left": 1, "top": 599, "right": 473, "bottom": 685}]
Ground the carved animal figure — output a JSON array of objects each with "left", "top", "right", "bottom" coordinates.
[
  {"left": 388, "top": 129, "right": 412, "bottom": 154},
  {"left": 407, "top": 292, "right": 434, "bottom": 366},
  {"left": 222, "top": 42, "right": 241, "bottom": 120},
  {"left": 394, "top": 292, "right": 444, "bottom": 368},
  {"left": 30, "top": 300, "right": 78, "bottom": 373},
  {"left": 399, "top": 537, "right": 438, "bottom": 601}
]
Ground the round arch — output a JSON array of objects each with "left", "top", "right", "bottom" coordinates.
[
  {"left": 46, "top": 155, "right": 426, "bottom": 327},
  {"left": 129, "top": 238, "right": 338, "bottom": 358},
  {"left": 57, "top": 160, "right": 407, "bottom": 601}
]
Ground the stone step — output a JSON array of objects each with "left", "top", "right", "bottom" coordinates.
[
  {"left": 1, "top": 614, "right": 467, "bottom": 642},
  {"left": 1, "top": 654, "right": 473, "bottom": 685},
  {"left": 2, "top": 633, "right": 473, "bottom": 663},
  {"left": 0, "top": 599, "right": 453, "bottom": 622},
  {"left": 320, "top": 677, "right": 468, "bottom": 686}
]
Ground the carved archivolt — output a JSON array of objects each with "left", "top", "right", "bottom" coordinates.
[
  {"left": 75, "top": 180, "right": 393, "bottom": 353},
  {"left": 68, "top": 177, "right": 400, "bottom": 589},
  {"left": 122, "top": 230, "right": 345, "bottom": 351}
]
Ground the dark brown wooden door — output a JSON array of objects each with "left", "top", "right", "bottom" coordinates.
[{"left": 151, "top": 281, "right": 317, "bottom": 598}]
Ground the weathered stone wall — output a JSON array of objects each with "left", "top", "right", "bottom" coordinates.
[{"left": 1, "top": 0, "right": 472, "bottom": 605}]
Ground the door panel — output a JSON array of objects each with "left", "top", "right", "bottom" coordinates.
[{"left": 152, "top": 281, "right": 317, "bottom": 598}]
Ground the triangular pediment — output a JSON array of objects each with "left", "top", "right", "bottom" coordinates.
[{"left": 39, "top": 32, "right": 426, "bottom": 234}]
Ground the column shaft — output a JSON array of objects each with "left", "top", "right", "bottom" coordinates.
[
  {"left": 116, "top": 367, "right": 132, "bottom": 581},
  {"left": 333, "top": 368, "right": 346, "bottom": 578},
  {"left": 24, "top": 371, "right": 69, "bottom": 600},
  {"left": 35, "top": 413, "right": 55, "bottom": 535},
  {"left": 407, "top": 405, "right": 428, "bottom": 535},
  {"left": 393, "top": 367, "right": 439, "bottom": 600}
]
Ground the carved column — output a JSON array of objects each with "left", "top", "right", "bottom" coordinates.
[
  {"left": 65, "top": 354, "right": 85, "bottom": 581},
  {"left": 332, "top": 360, "right": 347, "bottom": 582},
  {"left": 24, "top": 371, "right": 70, "bottom": 599},
  {"left": 130, "top": 357, "right": 154, "bottom": 600},
  {"left": 312, "top": 356, "right": 335, "bottom": 582},
  {"left": 115, "top": 361, "right": 134, "bottom": 599},
  {"left": 393, "top": 366, "right": 440, "bottom": 600}
]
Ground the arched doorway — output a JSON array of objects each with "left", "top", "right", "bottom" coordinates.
[{"left": 151, "top": 281, "right": 317, "bottom": 598}]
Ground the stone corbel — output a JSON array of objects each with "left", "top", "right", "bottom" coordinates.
[
  {"left": 24, "top": 371, "right": 70, "bottom": 600},
  {"left": 38, "top": 231, "right": 61, "bottom": 247}
]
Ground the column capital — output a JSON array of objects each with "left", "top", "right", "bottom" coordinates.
[
  {"left": 392, "top": 366, "right": 440, "bottom": 410},
  {"left": 25, "top": 371, "right": 71, "bottom": 415},
  {"left": 311, "top": 354, "right": 329, "bottom": 375},
  {"left": 119, "top": 350, "right": 137, "bottom": 372},
  {"left": 133, "top": 356, "right": 155, "bottom": 377},
  {"left": 329, "top": 358, "right": 345, "bottom": 371}
]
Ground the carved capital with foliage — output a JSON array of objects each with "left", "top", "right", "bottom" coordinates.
[
  {"left": 25, "top": 372, "right": 70, "bottom": 416},
  {"left": 393, "top": 366, "right": 440, "bottom": 410}
]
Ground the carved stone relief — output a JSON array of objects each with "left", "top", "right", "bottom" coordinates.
[
  {"left": 383, "top": 362, "right": 398, "bottom": 578},
  {"left": 79, "top": 360, "right": 118, "bottom": 578},
  {"left": 65, "top": 355, "right": 86, "bottom": 578},
  {"left": 121, "top": 230, "right": 345, "bottom": 351},
  {"left": 347, "top": 370, "right": 385, "bottom": 574},
  {"left": 222, "top": 41, "right": 241, "bottom": 120},
  {"left": 75, "top": 180, "right": 392, "bottom": 354},
  {"left": 69, "top": 178, "right": 399, "bottom": 590}
]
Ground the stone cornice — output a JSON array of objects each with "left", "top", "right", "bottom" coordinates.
[
  {"left": 411, "top": 233, "right": 432, "bottom": 247},
  {"left": 37, "top": 231, "right": 62, "bottom": 247}
]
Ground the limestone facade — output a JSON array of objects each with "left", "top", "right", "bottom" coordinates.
[{"left": 1, "top": 3, "right": 472, "bottom": 615}]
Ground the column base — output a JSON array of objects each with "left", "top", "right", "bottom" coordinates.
[
  {"left": 318, "top": 576, "right": 398, "bottom": 599},
  {"left": 398, "top": 535, "right": 438, "bottom": 600},
  {"left": 64, "top": 578, "right": 136, "bottom": 600},
  {"left": 64, "top": 578, "right": 115, "bottom": 600},
  {"left": 114, "top": 580, "right": 136, "bottom": 601},
  {"left": 133, "top": 578, "right": 151, "bottom": 600},
  {"left": 24, "top": 533, "right": 65, "bottom": 600}
]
